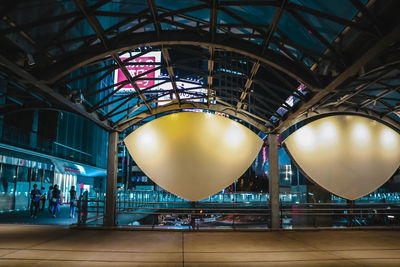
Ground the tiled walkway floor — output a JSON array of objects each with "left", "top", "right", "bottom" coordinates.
[
  {"left": 0, "top": 224, "right": 399, "bottom": 266},
  {"left": 0, "top": 207, "right": 75, "bottom": 226}
]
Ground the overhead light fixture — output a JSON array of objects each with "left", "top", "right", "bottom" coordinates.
[
  {"left": 124, "top": 112, "right": 263, "bottom": 201},
  {"left": 26, "top": 53, "right": 35, "bottom": 66},
  {"left": 70, "top": 90, "right": 84, "bottom": 104},
  {"left": 284, "top": 115, "right": 400, "bottom": 200}
]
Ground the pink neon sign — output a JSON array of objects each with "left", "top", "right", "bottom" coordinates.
[
  {"left": 114, "top": 52, "right": 161, "bottom": 93},
  {"left": 116, "top": 57, "right": 156, "bottom": 88}
]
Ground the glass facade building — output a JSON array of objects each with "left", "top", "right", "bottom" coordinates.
[{"left": 0, "top": 77, "right": 108, "bottom": 213}]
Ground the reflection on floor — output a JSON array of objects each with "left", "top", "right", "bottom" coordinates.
[{"left": 0, "top": 224, "right": 399, "bottom": 266}]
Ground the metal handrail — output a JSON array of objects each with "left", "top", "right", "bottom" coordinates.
[
  {"left": 117, "top": 211, "right": 270, "bottom": 216},
  {"left": 116, "top": 206, "right": 270, "bottom": 211},
  {"left": 116, "top": 201, "right": 269, "bottom": 206},
  {"left": 281, "top": 202, "right": 400, "bottom": 206},
  {"left": 75, "top": 197, "right": 400, "bottom": 228}
]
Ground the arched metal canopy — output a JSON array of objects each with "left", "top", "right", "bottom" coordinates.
[{"left": 0, "top": 0, "right": 399, "bottom": 132}]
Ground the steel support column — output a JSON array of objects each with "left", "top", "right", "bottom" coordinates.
[
  {"left": 268, "top": 134, "right": 280, "bottom": 230},
  {"left": 30, "top": 109, "right": 39, "bottom": 147},
  {"left": 104, "top": 131, "right": 118, "bottom": 227}
]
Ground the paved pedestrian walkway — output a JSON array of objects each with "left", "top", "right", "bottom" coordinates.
[
  {"left": 0, "top": 224, "right": 399, "bottom": 266},
  {"left": 0, "top": 206, "right": 76, "bottom": 226}
]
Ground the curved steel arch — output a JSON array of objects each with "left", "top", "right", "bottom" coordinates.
[
  {"left": 115, "top": 101, "right": 270, "bottom": 133},
  {"left": 40, "top": 30, "right": 321, "bottom": 89},
  {"left": 279, "top": 106, "right": 400, "bottom": 134}
]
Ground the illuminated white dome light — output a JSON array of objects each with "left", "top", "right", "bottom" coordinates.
[
  {"left": 381, "top": 128, "right": 398, "bottom": 148},
  {"left": 352, "top": 123, "right": 370, "bottom": 145},
  {"left": 319, "top": 121, "right": 338, "bottom": 144},
  {"left": 124, "top": 112, "right": 263, "bottom": 201},
  {"left": 294, "top": 125, "right": 316, "bottom": 150},
  {"left": 284, "top": 115, "right": 400, "bottom": 200},
  {"left": 225, "top": 122, "right": 245, "bottom": 147}
]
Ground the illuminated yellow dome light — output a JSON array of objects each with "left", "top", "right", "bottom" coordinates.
[
  {"left": 124, "top": 112, "right": 263, "bottom": 201},
  {"left": 284, "top": 115, "right": 400, "bottom": 200}
]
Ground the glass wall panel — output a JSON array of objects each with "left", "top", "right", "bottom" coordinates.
[
  {"left": 1, "top": 164, "right": 15, "bottom": 193},
  {"left": 54, "top": 173, "right": 77, "bottom": 203},
  {"left": 15, "top": 166, "right": 29, "bottom": 210},
  {"left": 0, "top": 164, "right": 15, "bottom": 211}
]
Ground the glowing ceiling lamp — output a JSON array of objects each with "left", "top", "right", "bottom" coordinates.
[
  {"left": 124, "top": 112, "right": 263, "bottom": 201},
  {"left": 284, "top": 115, "right": 400, "bottom": 200}
]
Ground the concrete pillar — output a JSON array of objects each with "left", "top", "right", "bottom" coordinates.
[
  {"left": 268, "top": 134, "right": 280, "bottom": 229},
  {"left": 0, "top": 80, "right": 7, "bottom": 138},
  {"left": 104, "top": 131, "right": 118, "bottom": 226}
]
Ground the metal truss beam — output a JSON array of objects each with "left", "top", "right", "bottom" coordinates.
[
  {"left": 115, "top": 101, "right": 270, "bottom": 133},
  {"left": 274, "top": 25, "right": 400, "bottom": 133},
  {"left": 0, "top": 55, "right": 113, "bottom": 130},
  {"left": 333, "top": 68, "right": 394, "bottom": 107},
  {"left": 161, "top": 48, "right": 181, "bottom": 104},
  {"left": 237, "top": 0, "right": 286, "bottom": 109},
  {"left": 147, "top": 0, "right": 180, "bottom": 105},
  {"left": 279, "top": 105, "right": 400, "bottom": 133},
  {"left": 41, "top": 30, "right": 321, "bottom": 90},
  {"left": 219, "top": 1, "right": 375, "bottom": 34},
  {"left": 289, "top": 10, "right": 345, "bottom": 66},
  {"left": 207, "top": 0, "right": 218, "bottom": 105},
  {"left": 359, "top": 84, "right": 400, "bottom": 108},
  {"left": 74, "top": 0, "right": 152, "bottom": 111}
]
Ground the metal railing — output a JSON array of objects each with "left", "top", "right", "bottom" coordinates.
[
  {"left": 76, "top": 192, "right": 104, "bottom": 225},
  {"left": 74, "top": 191, "right": 400, "bottom": 229}
]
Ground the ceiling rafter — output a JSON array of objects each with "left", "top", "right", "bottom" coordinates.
[
  {"left": 1, "top": 0, "right": 397, "bottom": 131},
  {"left": 288, "top": 10, "right": 346, "bottom": 67},
  {"left": 102, "top": 81, "right": 171, "bottom": 118},
  {"left": 350, "top": 0, "right": 382, "bottom": 37},
  {"left": 147, "top": 0, "right": 181, "bottom": 105},
  {"left": 1, "top": 15, "right": 55, "bottom": 62},
  {"left": 64, "top": 63, "right": 116, "bottom": 85},
  {"left": 115, "top": 101, "right": 270, "bottom": 132},
  {"left": 333, "top": 68, "right": 394, "bottom": 107},
  {"left": 81, "top": 65, "right": 119, "bottom": 95},
  {"left": 218, "top": 6, "right": 321, "bottom": 82},
  {"left": 40, "top": 30, "right": 320, "bottom": 90},
  {"left": 207, "top": 0, "right": 218, "bottom": 105},
  {"left": 361, "top": 96, "right": 400, "bottom": 111},
  {"left": 0, "top": 12, "right": 81, "bottom": 36},
  {"left": 274, "top": 25, "right": 400, "bottom": 132},
  {"left": 237, "top": 0, "right": 287, "bottom": 109},
  {"left": 219, "top": 1, "right": 375, "bottom": 34},
  {"left": 105, "top": 89, "right": 207, "bottom": 121},
  {"left": 158, "top": 5, "right": 209, "bottom": 25},
  {"left": 0, "top": 54, "right": 112, "bottom": 130},
  {"left": 73, "top": 0, "right": 152, "bottom": 112},
  {"left": 107, "top": 92, "right": 170, "bottom": 120},
  {"left": 85, "top": 65, "right": 163, "bottom": 98}
]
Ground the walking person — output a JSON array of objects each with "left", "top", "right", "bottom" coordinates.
[
  {"left": 30, "top": 184, "right": 42, "bottom": 219},
  {"left": 52, "top": 184, "right": 61, "bottom": 218},
  {"left": 69, "top": 186, "right": 77, "bottom": 218},
  {"left": 39, "top": 187, "right": 46, "bottom": 211},
  {"left": 47, "top": 185, "right": 53, "bottom": 213}
]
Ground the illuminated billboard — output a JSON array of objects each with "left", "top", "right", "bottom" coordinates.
[
  {"left": 157, "top": 76, "right": 208, "bottom": 105},
  {"left": 113, "top": 51, "right": 161, "bottom": 95},
  {"left": 114, "top": 51, "right": 210, "bottom": 104}
]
